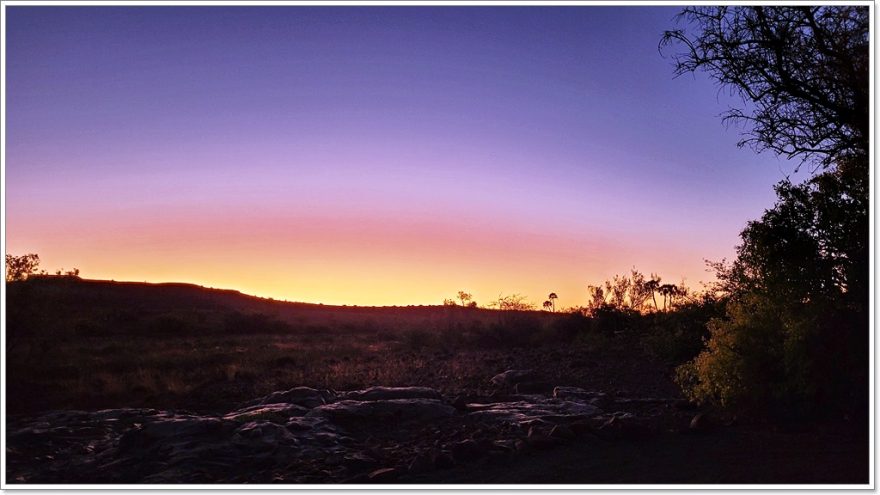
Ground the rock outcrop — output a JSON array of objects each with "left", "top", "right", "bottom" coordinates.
[{"left": 6, "top": 384, "right": 637, "bottom": 484}]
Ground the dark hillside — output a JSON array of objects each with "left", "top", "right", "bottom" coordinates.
[
  {"left": 6, "top": 276, "right": 515, "bottom": 342},
  {"left": 12, "top": 276, "right": 485, "bottom": 315},
  {"left": 5, "top": 277, "right": 866, "bottom": 484},
  {"left": 5, "top": 277, "right": 572, "bottom": 415}
]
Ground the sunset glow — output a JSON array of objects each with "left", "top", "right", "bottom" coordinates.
[{"left": 6, "top": 6, "right": 795, "bottom": 306}]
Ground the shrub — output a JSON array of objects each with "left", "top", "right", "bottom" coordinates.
[
  {"left": 676, "top": 294, "right": 784, "bottom": 411},
  {"left": 676, "top": 292, "right": 864, "bottom": 418}
]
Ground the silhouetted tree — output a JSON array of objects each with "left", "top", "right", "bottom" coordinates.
[
  {"left": 543, "top": 300, "right": 553, "bottom": 311},
  {"left": 584, "top": 285, "right": 607, "bottom": 314},
  {"left": 605, "top": 275, "right": 631, "bottom": 308},
  {"left": 645, "top": 277, "right": 661, "bottom": 311},
  {"left": 657, "top": 284, "right": 673, "bottom": 311},
  {"left": 587, "top": 270, "right": 680, "bottom": 314},
  {"left": 548, "top": 292, "right": 558, "bottom": 312},
  {"left": 457, "top": 291, "right": 473, "bottom": 308},
  {"left": 627, "top": 269, "right": 653, "bottom": 311},
  {"left": 585, "top": 270, "right": 688, "bottom": 316},
  {"left": 666, "top": 6, "right": 869, "bottom": 418},
  {"left": 661, "top": 6, "right": 868, "bottom": 170},
  {"left": 5, "top": 254, "right": 42, "bottom": 282},
  {"left": 491, "top": 294, "right": 535, "bottom": 312}
]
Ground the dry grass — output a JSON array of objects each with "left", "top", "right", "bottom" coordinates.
[
  {"left": 7, "top": 326, "right": 682, "bottom": 415},
  {"left": 5, "top": 279, "right": 683, "bottom": 415}
]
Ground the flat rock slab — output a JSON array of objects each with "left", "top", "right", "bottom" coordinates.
[
  {"left": 7, "top": 384, "right": 620, "bottom": 483},
  {"left": 553, "top": 386, "right": 607, "bottom": 401},
  {"left": 224, "top": 403, "right": 311, "bottom": 422},
  {"left": 252, "top": 387, "right": 336, "bottom": 408},
  {"left": 307, "top": 399, "right": 456, "bottom": 425},
  {"left": 466, "top": 398, "right": 603, "bottom": 426},
  {"left": 339, "top": 386, "right": 443, "bottom": 401}
]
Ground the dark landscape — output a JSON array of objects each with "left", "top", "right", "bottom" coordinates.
[{"left": 5, "top": 277, "right": 868, "bottom": 484}]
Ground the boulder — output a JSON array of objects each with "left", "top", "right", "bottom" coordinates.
[
  {"left": 451, "top": 395, "right": 476, "bottom": 411},
  {"left": 467, "top": 398, "right": 602, "bottom": 426},
  {"left": 553, "top": 386, "right": 606, "bottom": 401},
  {"left": 233, "top": 420, "right": 299, "bottom": 447},
  {"left": 258, "top": 387, "right": 335, "bottom": 408},
  {"left": 137, "top": 417, "right": 225, "bottom": 440},
  {"left": 307, "top": 399, "right": 455, "bottom": 425},
  {"left": 224, "top": 403, "right": 310, "bottom": 422},
  {"left": 341, "top": 386, "right": 442, "bottom": 401},
  {"left": 85, "top": 408, "right": 161, "bottom": 422}
]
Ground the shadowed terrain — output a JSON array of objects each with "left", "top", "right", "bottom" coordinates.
[{"left": 5, "top": 277, "right": 867, "bottom": 484}]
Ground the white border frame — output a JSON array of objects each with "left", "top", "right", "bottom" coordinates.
[{"left": 0, "top": 0, "right": 874, "bottom": 490}]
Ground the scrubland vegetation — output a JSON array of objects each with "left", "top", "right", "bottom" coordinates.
[{"left": 6, "top": 274, "right": 703, "bottom": 415}]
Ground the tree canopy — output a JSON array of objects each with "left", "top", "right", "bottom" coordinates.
[
  {"left": 5, "top": 254, "right": 42, "bottom": 282},
  {"left": 665, "top": 6, "right": 869, "bottom": 418},
  {"left": 661, "top": 6, "right": 869, "bottom": 170}
]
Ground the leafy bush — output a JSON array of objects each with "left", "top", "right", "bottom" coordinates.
[
  {"left": 675, "top": 294, "right": 786, "bottom": 412},
  {"left": 676, "top": 156, "right": 868, "bottom": 420},
  {"left": 677, "top": 291, "right": 866, "bottom": 419}
]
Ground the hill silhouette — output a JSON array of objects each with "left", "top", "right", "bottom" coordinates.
[
  {"left": 8, "top": 276, "right": 518, "bottom": 347},
  {"left": 14, "top": 275, "right": 485, "bottom": 319},
  {"left": 6, "top": 275, "right": 559, "bottom": 415}
]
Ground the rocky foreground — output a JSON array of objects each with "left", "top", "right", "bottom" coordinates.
[{"left": 7, "top": 370, "right": 690, "bottom": 484}]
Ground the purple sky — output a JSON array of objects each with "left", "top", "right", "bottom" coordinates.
[{"left": 6, "top": 6, "right": 798, "bottom": 306}]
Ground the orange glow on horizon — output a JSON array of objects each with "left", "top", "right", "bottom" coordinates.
[{"left": 8, "top": 210, "right": 722, "bottom": 308}]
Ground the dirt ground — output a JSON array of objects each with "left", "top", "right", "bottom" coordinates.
[{"left": 402, "top": 421, "right": 869, "bottom": 485}]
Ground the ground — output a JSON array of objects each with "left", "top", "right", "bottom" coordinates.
[{"left": 4, "top": 279, "right": 870, "bottom": 485}]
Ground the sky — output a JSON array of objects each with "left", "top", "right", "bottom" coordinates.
[{"left": 5, "top": 6, "right": 801, "bottom": 307}]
